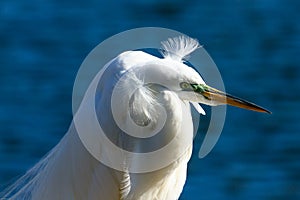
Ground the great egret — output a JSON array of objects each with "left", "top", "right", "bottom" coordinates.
[{"left": 1, "top": 36, "right": 270, "bottom": 200}]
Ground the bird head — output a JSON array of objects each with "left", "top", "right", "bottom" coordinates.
[
  {"left": 153, "top": 36, "right": 271, "bottom": 114},
  {"left": 143, "top": 57, "right": 271, "bottom": 115}
]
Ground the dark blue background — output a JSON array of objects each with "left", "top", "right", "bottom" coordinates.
[{"left": 0, "top": 0, "right": 299, "bottom": 199}]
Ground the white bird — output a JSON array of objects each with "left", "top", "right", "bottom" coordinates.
[{"left": 1, "top": 36, "right": 270, "bottom": 200}]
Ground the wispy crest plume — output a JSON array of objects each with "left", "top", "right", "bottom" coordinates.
[{"left": 161, "top": 35, "right": 201, "bottom": 62}]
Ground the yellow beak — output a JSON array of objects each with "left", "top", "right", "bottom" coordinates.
[{"left": 191, "top": 84, "right": 271, "bottom": 114}]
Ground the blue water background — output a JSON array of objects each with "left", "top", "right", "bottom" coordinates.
[{"left": 0, "top": 0, "right": 299, "bottom": 199}]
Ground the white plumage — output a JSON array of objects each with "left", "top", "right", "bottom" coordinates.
[{"left": 1, "top": 35, "right": 269, "bottom": 200}]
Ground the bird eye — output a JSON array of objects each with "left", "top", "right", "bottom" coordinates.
[{"left": 180, "top": 82, "right": 191, "bottom": 89}]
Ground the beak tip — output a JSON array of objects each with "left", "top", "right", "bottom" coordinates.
[{"left": 265, "top": 110, "right": 272, "bottom": 114}]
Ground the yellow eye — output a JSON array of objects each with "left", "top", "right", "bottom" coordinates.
[{"left": 180, "top": 82, "right": 190, "bottom": 89}]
